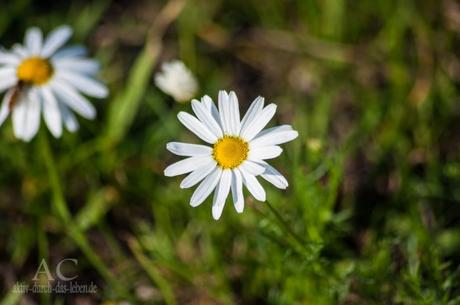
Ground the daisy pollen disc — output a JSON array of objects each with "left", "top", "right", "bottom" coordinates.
[
  {"left": 213, "top": 136, "right": 249, "bottom": 169},
  {"left": 17, "top": 57, "right": 54, "bottom": 85}
]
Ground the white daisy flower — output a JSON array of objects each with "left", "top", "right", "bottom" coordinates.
[
  {"left": 154, "top": 60, "right": 198, "bottom": 103},
  {"left": 0, "top": 25, "right": 108, "bottom": 141},
  {"left": 164, "top": 90, "right": 298, "bottom": 220}
]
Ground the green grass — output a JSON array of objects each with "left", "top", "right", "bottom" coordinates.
[{"left": 1, "top": 0, "right": 460, "bottom": 304}]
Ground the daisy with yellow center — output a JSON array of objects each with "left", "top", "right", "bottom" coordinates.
[
  {"left": 0, "top": 25, "right": 108, "bottom": 141},
  {"left": 165, "top": 90, "right": 298, "bottom": 220}
]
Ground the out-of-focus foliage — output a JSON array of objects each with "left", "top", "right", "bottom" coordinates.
[{"left": 1, "top": 0, "right": 460, "bottom": 304}]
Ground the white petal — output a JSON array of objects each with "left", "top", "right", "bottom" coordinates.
[
  {"left": 228, "top": 91, "right": 241, "bottom": 135},
  {"left": 25, "top": 27, "right": 43, "bottom": 55},
  {"left": 0, "top": 89, "right": 13, "bottom": 126},
  {"left": 177, "top": 112, "right": 217, "bottom": 144},
  {"left": 12, "top": 44, "right": 29, "bottom": 58},
  {"left": 249, "top": 145, "right": 282, "bottom": 160},
  {"left": 191, "top": 99, "right": 223, "bottom": 138},
  {"left": 0, "top": 67, "right": 16, "bottom": 76},
  {"left": 218, "top": 90, "right": 232, "bottom": 135},
  {"left": 23, "top": 89, "right": 41, "bottom": 141},
  {"left": 240, "top": 96, "right": 264, "bottom": 133},
  {"left": 0, "top": 67, "right": 17, "bottom": 80},
  {"left": 256, "top": 124, "right": 292, "bottom": 135},
  {"left": 180, "top": 160, "right": 217, "bottom": 189},
  {"left": 212, "top": 169, "right": 232, "bottom": 220},
  {"left": 241, "top": 170, "right": 266, "bottom": 202},
  {"left": 12, "top": 90, "right": 40, "bottom": 142},
  {"left": 250, "top": 125, "right": 299, "bottom": 147},
  {"left": 240, "top": 104, "right": 277, "bottom": 141},
  {"left": 239, "top": 160, "right": 265, "bottom": 175},
  {"left": 49, "top": 80, "right": 96, "bottom": 119},
  {"left": 190, "top": 167, "right": 222, "bottom": 207},
  {"left": 56, "top": 71, "right": 108, "bottom": 98},
  {"left": 12, "top": 98, "right": 27, "bottom": 139},
  {"left": 202, "top": 95, "right": 221, "bottom": 126},
  {"left": 166, "top": 142, "right": 212, "bottom": 157},
  {"left": 41, "top": 26, "right": 73, "bottom": 57},
  {"left": 259, "top": 161, "right": 288, "bottom": 189},
  {"left": 52, "top": 45, "right": 86, "bottom": 59},
  {"left": 0, "top": 72, "right": 17, "bottom": 94},
  {"left": 40, "top": 87, "right": 62, "bottom": 138},
  {"left": 53, "top": 58, "right": 100, "bottom": 75},
  {"left": 58, "top": 102, "right": 79, "bottom": 132},
  {"left": 164, "top": 156, "right": 212, "bottom": 177},
  {"left": 0, "top": 52, "right": 20, "bottom": 65},
  {"left": 231, "top": 169, "right": 244, "bottom": 213}
]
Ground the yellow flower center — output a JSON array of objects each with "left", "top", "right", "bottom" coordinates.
[
  {"left": 213, "top": 136, "right": 249, "bottom": 169},
  {"left": 17, "top": 57, "right": 53, "bottom": 85}
]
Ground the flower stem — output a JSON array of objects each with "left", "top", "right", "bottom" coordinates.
[
  {"left": 37, "top": 216, "right": 51, "bottom": 305},
  {"left": 128, "top": 237, "right": 177, "bottom": 305},
  {"left": 264, "top": 200, "right": 316, "bottom": 255},
  {"left": 38, "top": 131, "right": 129, "bottom": 298}
]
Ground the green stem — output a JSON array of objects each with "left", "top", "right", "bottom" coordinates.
[
  {"left": 128, "top": 238, "right": 177, "bottom": 305},
  {"left": 265, "top": 200, "right": 315, "bottom": 254},
  {"left": 0, "top": 287, "right": 23, "bottom": 305},
  {"left": 37, "top": 216, "right": 51, "bottom": 305},
  {"left": 38, "top": 132, "right": 129, "bottom": 298}
]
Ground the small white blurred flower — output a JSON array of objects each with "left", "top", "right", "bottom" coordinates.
[
  {"left": 0, "top": 25, "right": 108, "bottom": 141},
  {"left": 154, "top": 60, "right": 198, "bottom": 103}
]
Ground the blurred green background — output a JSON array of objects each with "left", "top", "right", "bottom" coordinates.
[{"left": 1, "top": 0, "right": 460, "bottom": 304}]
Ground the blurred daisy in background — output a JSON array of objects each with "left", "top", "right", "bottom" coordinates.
[
  {"left": 0, "top": 25, "right": 108, "bottom": 142},
  {"left": 165, "top": 90, "right": 298, "bottom": 220},
  {"left": 154, "top": 60, "right": 198, "bottom": 103}
]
